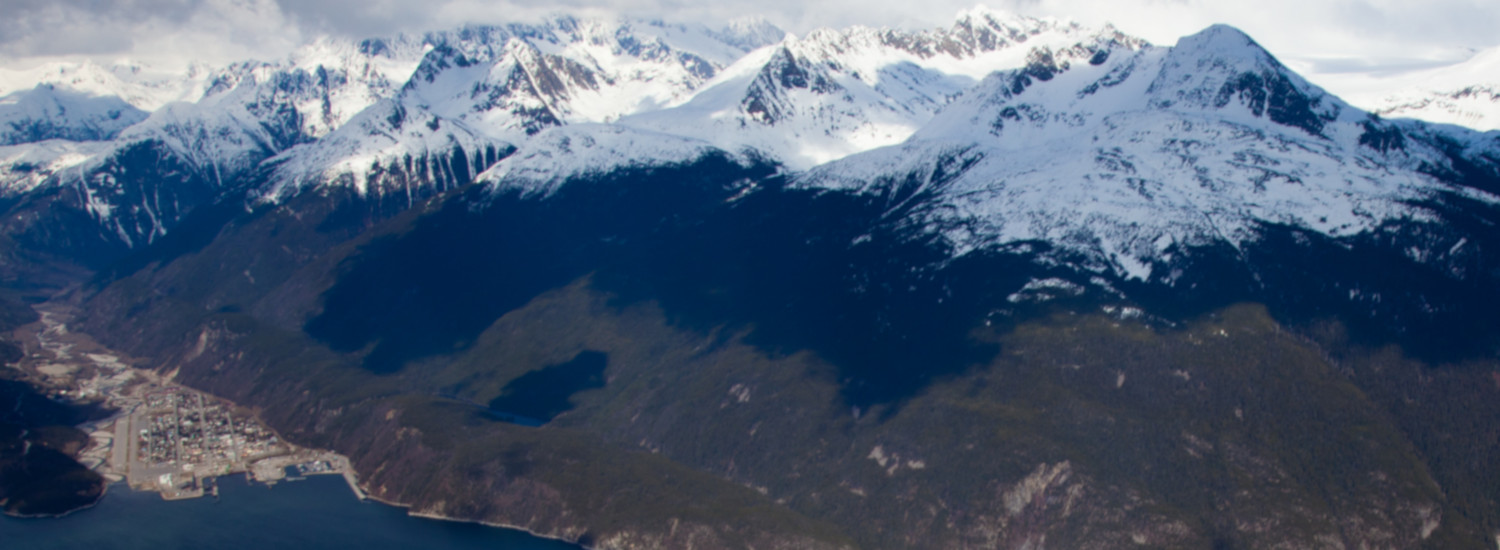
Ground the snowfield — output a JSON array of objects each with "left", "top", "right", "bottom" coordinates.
[{"left": 0, "top": 9, "right": 1496, "bottom": 274}]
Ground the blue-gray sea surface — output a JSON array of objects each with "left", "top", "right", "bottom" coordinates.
[{"left": 0, "top": 474, "right": 580, "bottom": 549}]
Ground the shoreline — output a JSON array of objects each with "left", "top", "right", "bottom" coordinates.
[
  {"left": 360, "top": 491, "right": 586, "bottom": 549},
  {"left": 0, "top": 481, "right": 109, "bottom": 521},
  {"left": 6, "top": 467, "right": 587, "bottom": 549},
  {"left": 2, "top": 467, "right": 600, "bottom": 550},
  {"left": 6, "top": 298, "right": 583, "bottom": 547},
  {"left": 6, "top": 299, "right": 360, "bottom": 509}
]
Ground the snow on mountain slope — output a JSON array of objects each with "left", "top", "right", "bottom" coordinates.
[
  {"left": 0, "top": 140, "right": 111, "bottom": 195},
  {"left": 108, "top": 75, "right": 311, "bottom": 186},
  {"left": 175, "top": 34, "right": 431, "bottom": 148},
  {"left": 274, "top": 36, "right": 432, "bottom": 139},
  {"left": 399, "top": 37, "right": 602, "bottom": 140},
  {"left": 39, "top": 60, "right": 389, "bottom": 248},
  {"left": 20, "top": 35, "right": 426, "bottom": 199},
  {"left": 797, "top": 25, "right": 1500, "bottom": 281},
  {"left": 33, "top": 36, "right": 436, "bottom": 246},
  {"left": 257, "top": 99, "right": 510, "bottom": 203},
  {"left": 0, "top": 12, "right": 767, "bottom": 247},
  {"left": 405, "top": 17, "right": 773, "bottom": 134},
  {"left": 621, "top": 8, "right": 1146, "bottom": 169},
  {"left": 0, "top": 85, "right": 148, "bottom": 145},
  {"left": 1349, "top": 46, "right": 1500, "bottom": 131},
  {"left": 9, "top": 9, "right": 1497, "bottom": 264},
  {"left": 709, "top": 17, "right": 790, "bottom": 52},
  {"left": 0, "top": 60, "right": 211, "bottom": 111},
  {"left": 260, "top": 16, "right": 779, "bottom": 201},
  {"left": 1387, "top": 86, "right": 1500, "bottom": 131},
  {"left": 479, "top": 123, "right": 752, "bottom": 198}
]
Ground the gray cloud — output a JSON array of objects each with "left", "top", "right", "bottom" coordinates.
[
  {"left": 998, "top": 0, "right": 1500, "bottom": 63},
  {"left": 1, "top": 0, "right": 1497, "bottom": 73},
  {"left": 1, "top": 0, "right": 205, "bottom": 55}
]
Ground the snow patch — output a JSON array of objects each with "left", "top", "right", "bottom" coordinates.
[
  {"left": 1418, "top": 506, "right": 1440, "bottom": 540},
  {"left": 867, "top": 445, "right": 924, "bottom": 476},
  {"left": 0, "top": 140, "right": 110, "bottom": 195},
  {"left": 1003, "top": 461, "right": 1072, "bottom": 515},
  {"left": 1006, "top": 277, "right": 1085, "bottom": 303},
  {"left": 727, "top": 383, "right": 752, "bottom": 403}
]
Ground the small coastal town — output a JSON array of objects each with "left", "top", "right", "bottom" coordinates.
[{"left": 7, "top": 301, "right": 361, "bottom": 501}]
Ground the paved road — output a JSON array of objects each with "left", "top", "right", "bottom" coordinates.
[{"left": 111, "top": 413, "right": 130, "bottom": 479}]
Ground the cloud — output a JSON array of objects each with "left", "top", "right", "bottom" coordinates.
[
  {"left": 1, "top": 0, "right": 1497, "bottom": 73},
  {"left": 1000, "top": 0, "right": 1500, "bottom": 63},
  {"left": 0, "top": 0, "right": 309, "bottom": 69}
]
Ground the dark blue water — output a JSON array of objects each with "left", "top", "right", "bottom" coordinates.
[
  {"left": 487, "top": 351, "right": 607, "bottom": 424},
  {"left": 0, "top": 475, "right": 580, "bottom": 549}
]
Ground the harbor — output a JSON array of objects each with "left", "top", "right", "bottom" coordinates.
[{"left": 7, "top": 301, "right": 361, "bottom": 501}]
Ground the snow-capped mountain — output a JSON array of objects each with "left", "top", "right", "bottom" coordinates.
[
  {"left": 258, "top": 16, "right": 786, "bottom": 201},
  {"left": 0, "top": 139, "right": 110, "bottom": 195},
  {"left": 788, "top": 25, "right": 1499, "bottom": 281},
  {"left": 0, "top": 60, "right": 211, "bottom": 112},
  {"left": 1367, "top": 46, "right": 1500, "bottom": 131},
  {"left": 0, "top": 39, "right": 426, "bottom": 194},
  {"left": 255, "top": 99, "right": 509, "bottom": 203},
  {"left": 281, "top": 36, "right": 433, "bottom": 140},
  {"left": 4, "top": 6, "right": 1499, "bottom": 266},
  {"left": 623, "top": 10, "right": 1145, "bottom": 168},
  {"left": 1386, "top": 84, "right": 1500, "bottom": 131},
  {"left": 2, "top": 35, "right": 435, "bottom": 248},
  {"left": 470, "top": 22, "right": 1499, "bottom": 286},
  {"left": 709, "top": 17, "right": 790, "bottom": 52},
  {"left": 0, "top": 85, "right": 148, "bottom": 146},
  {"left": 109, "top": 37, "right": 430, "bottom": 180},
  {"left": 404, "top": 15, "right": 785, "bottom": 133},
  {"left": 1310, "top": 45, "right": 1500, "bottom": 132}
]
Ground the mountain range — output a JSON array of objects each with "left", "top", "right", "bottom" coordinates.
[{"left": 1, "top": 8, "right": 1499, "bottom": 549}]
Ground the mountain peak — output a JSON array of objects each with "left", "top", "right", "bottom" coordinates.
[
  {"left": 1173, "top": 24, "right": 1269, "bottom": 63},
  {"left": 1150, "top": 24, "right": 1342, "bottom": 135},
  {"left": 953, "top": 5, "right": 1055, "bottom": 32},
  {"left": 714, "top": 17, "right": 789, "bottom": 51}
]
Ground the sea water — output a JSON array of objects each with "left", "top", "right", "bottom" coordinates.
[{"left": 0, "top": 474, "right": 580, "bottom": 549}]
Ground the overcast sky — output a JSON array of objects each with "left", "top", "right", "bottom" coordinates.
[{"left": 3, "top": 0, "right": 1498, "bottom": 76}]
